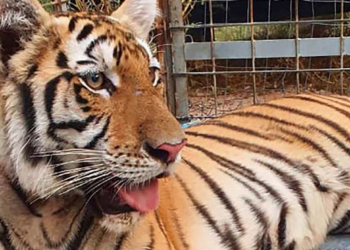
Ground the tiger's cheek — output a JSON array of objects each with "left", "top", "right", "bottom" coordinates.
[{"left": 71, "top": 83, "right": 107, "bottom": 114}]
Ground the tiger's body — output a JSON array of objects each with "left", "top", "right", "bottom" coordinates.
[
  {"left": 1, "top": 0, "right": 350, "bottom": 249},
  {"left": 1, "top": 94, "right": 350, "bottom": 250}
]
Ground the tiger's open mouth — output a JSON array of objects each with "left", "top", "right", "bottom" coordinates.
[{"left": 90, "top": 173, "right": 169, "bottom": 215}]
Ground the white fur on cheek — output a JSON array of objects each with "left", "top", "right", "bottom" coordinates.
[
  {"left": 136, "top": 38, "right": 153, "bottom": 59},
  {"left": 166, "top": 153, "right": 182, "bottom": 176},
  {"left": 105, "top": 71, "right": 120, "bottom": 87}
]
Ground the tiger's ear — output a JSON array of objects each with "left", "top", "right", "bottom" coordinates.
[
  {"left": 0, "top": 0, "right": 51, "bottom": 66},
  {"left": 111, "top": 0, "right": 158, "bottom": 40}
]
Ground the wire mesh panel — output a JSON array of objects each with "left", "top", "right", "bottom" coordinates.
[
  {"left": 167, "top": 0, "right": 350, "bottom": 121},
  {"left": 40, "top": 0, "right": 69, "bottom": 12}
]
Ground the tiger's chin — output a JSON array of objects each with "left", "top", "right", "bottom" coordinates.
[
  {"left": 98, "top": 211, "right": 141, "bottom": 234},
  {"left": 87, "top": 176, "right": 162, "bottom": 233}
]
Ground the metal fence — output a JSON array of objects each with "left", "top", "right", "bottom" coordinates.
[
  {"left": 163, "top": 0, "right": 350, "bottom": 122},
  {"left": 40, "top": 0, "right": 350, "bottom": 122},
  {"left": 40, "top": 0, "right": 68, "bottom": 12}
]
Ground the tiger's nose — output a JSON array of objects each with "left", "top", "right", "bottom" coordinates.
[{"left": 144, "top": 139, "right": 187, "bottom": 164}]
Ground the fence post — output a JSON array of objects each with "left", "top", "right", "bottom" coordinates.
[
  {"left": 168, "top": 0, "right": 189, "bottom": 121},
  {"left": 155, "top": 0, "right": 176, "bottom": 114}
]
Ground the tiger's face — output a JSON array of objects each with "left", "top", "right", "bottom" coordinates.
[{"left": 0, "top": 0, "right": 185, "bottom": 233}]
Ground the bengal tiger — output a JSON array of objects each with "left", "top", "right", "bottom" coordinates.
[{"left": 1, "top": 0, "right": 350, "bottom": 249}]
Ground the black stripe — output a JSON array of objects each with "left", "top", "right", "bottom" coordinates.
[
  {"left": 312, "top": 124, "right": 350, "bottom": 158},
  {"left": 114, "top": 233, "right": 127, "bottom": 250},
  {"left": 146, "top": 225, "right": 155, "bottom": 250},
  {"left": 330, "top": 210, "right": 350, "bottom": 234},
  {"left": 183, "top": 158, "right": 244, "bottom": 233},
  {"left": 56, "top": 51, "right": 69, "bottom": 69},
  {"left": 257, "top": 233, "right": 272, "bottom": 250},
  {"left": 51, "top": 156, "right": 69, "bottom": 180},
  {"left": 69, "top": 17, "right": 77, "bottom": 32},
  {"left": 19, "top": 83, "right": 36, "bottom": 130},
  {"left": 221, "top": 223, "right": 241, "bottom": 250},
  {"left": 76, "top": 60, "right": 96, "bottom": 65},
  {"left": 74, "top": 84, "right": 89, "bottom": 104},
  {"left": 53, "top": 38, "right": 61, "bottom": 50},
  {"left": 256, "top": 160, "right": 307, "bottom": 212},
  {"left": 230, "top": 112, "right": 308, "bottom": 131},
  {"left": 333, "top": 193, "right": 346, "bottom": 214},
  {"left": 45, "top": 77, "right": 62, "bottom": 142},
  {"left": 218, "top": 169, "right": 264, "bottom": 201},
  {"left": 339, "top": 224, "right": 350, "bottom": 234},
  {"left": 312, "top": 94, "right": 350, "bottom": 110},
  {"left": 67, "top": 214, "right": 94, "bottom": 250},
  {"left": 84, "top": 117, "right": 110, "bottom": 148},
  {"left": 85, "top": 35, "right": 108, "bottom": 57},
  {"left": 186, "top": 132, "right": 328, "bottom": 193},
  {"left": 81, "top": 106, "right": 91, "bottom": 112},
  {"left": 61, "top": 71, "right": 74, "bottom": 82},
  {"left": 169, "top": 211, "right": 190, "bottom": 249},
  {"left": 5, "top": 223, "right": 34, "bottom": 250},
  {"left": 286, "top": 95, "right": 350, "bottom": 120},
  {"left": 10, "top": 181, "right": 41, "bottom": 217},
  {"left": 175, "top": 174, "right": 241, "bottom": 250},
  {"left": 280, "top": 128, "right": 338, "bottom": 168},
  {"left": 286, "top": 241, "right": 296, "bottom": 250},
  {"left": 77, "top": 24, "right": 94, "bottom": 41},
  {"left": 200, "top": 120, "right": 271, "bottom": 140},
  {"left": 18, "top": 83, "right": 42, "bottom": 165},
  {"left": 53, "top": 115, "right": 95, "bottom": 132},
  {"left": 244, "top": 199, "right": 272, "bottom": 250},
  {"left": 45, "top": 76, "right": 60, "bottom": 121},
  {"left": 27, "top": 64, "right": 38, "bottom": 80},
  {"left": 76, "top": 95, "right": 89, "bottom": 104},
  {"left": 154, "top": 212, "right": 173, "bottom": 250},
  {"left": 186, "top": 143, "right": 255, "bottom": 176},
  {"left": 45, "top": 73, "right": 73, "bottom": 144},
  {"left": 278, "top": 205, "right": 288, "bottom": 249},
  {"left": 0, "top": 219, "right": 16, "bottom": 250},
  {"left": 330, "top": 95, "right": 350, "bottom": 102},
  {"left": 114, "top": 43, "right": 123, "bottom": 66},
  {"left": 244, "top": 198, "right": 269, "bottom": 228},
  {"left": 186, "top": 143, "right": 281, "bottom": 203},
  {"left": 262, "top": 103, "right": 350, "bottom": 143},
  {"left": 41, "top": 222, "right": 64, "bottom": 248}
]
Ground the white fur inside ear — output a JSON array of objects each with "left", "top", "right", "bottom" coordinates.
[{"left": 111, "top": 0, "right": 158, "bottom": 40}]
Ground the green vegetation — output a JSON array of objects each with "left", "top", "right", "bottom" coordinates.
[{"left": 39, "top": 0, "right": 55, "bottom": 12}]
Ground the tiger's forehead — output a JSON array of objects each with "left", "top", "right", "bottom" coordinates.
[{"left": 52, "top": 13, "right": 153, "bottom": 80}]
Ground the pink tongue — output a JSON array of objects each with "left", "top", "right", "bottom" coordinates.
[{"left": 118, "top": 179, "right": 159, "bottom": 213}]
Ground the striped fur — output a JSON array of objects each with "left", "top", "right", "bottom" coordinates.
[
  {"left": 2, "top": 94, "right": 350, "bottom": 249},
  {"left": 1, "top": 0, "right": 350, "bottom": 249}
]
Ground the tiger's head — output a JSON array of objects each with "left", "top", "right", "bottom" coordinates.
[{"left": 0, "top": 0, "right": 186, "bottom": 233}]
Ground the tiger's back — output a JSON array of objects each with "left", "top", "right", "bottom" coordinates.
[
  {"left": 106, "top": 93, "right": 350, "bottom": 250},
  {"left": 154, "top": 94, "right": 350, "bottom": 250}
]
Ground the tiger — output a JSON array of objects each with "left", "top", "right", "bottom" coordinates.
[{"left": 1, "top": 0, "right": 350, "bottom": 249}]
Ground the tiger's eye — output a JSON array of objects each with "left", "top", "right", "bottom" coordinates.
[{"left": 86, "top": 73, "right": 104, "bottom": 89}]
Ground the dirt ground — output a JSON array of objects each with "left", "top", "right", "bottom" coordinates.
[{"left": 186, "top": 57, "right": 350, "bottom": 121}]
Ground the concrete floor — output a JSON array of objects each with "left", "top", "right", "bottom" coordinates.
[{"left": 321, "top": 236, "right": 350, "bottom": 250}]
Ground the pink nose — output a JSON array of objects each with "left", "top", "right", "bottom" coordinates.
[{"left": 157, "top": 139, "right": 187, "bottom": 163}]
